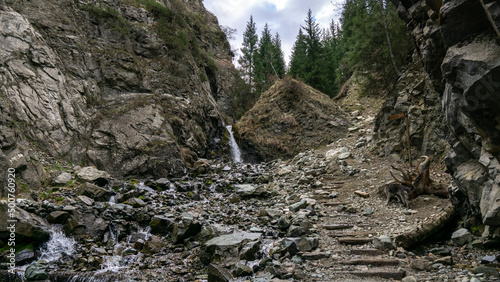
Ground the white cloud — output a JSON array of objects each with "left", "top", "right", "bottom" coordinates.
[{"left": 204, "top": 0, "right": 343, "bottom": 66}]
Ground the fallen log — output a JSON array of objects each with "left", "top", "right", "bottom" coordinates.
[{"left": 395, "top": 203, "right": 455, "bottom": 249}]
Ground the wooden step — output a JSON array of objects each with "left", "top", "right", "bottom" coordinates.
[
  {"left": 338, "top": 237, "right": 373, "bottom": 245},
  {"left": 322, "top": 223, "right": 371, "bottom": 229},
  {"left": 300, "top": 252, "right": 331, "bottom": 260},
  {"left": 320, "top": 201, "right": 348, "bottom": 206},
  {"left": 330, "top": 232, "right": 372, "bottom": 237},
  {"left": 322, "top": 224, "right": 354, "bottom": 230},
  {"left": 335, "top": 270, "right": 406, "bottom": 280},
  {"left": 339, "top": 258, "right": 400, "bottom": 266},
  {"left": 349, "top": 248, "right": 385, "bottom": 256}
]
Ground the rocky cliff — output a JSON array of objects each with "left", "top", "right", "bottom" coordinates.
[
  {"left": 0, "top": 0, "right": 238, "bottom": 193},
  {"left": 387, "top": 0, "right": 500, "bottom": 244}
]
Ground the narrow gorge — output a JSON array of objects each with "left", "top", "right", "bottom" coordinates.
[{"left": 0, "top": 0, "right": 499, "bottom": 281}]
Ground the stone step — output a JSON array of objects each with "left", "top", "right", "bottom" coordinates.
[
  {"left": 339, "top": 258, "right": 400, "bottom": 266},
  {"left": 338, "top": 237, "right": 373, "bottom": 245},
  {"left": 334, "top": 270, "right": 406, "bottom": 280},
  {"left": 349, "top": 248, "right": 385, "bottom": 256}
]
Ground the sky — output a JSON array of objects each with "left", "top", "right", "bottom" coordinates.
[{"left": 204, "top": 0, "right": 343, "bottom": 66}]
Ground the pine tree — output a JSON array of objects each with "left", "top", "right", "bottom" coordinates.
[
  {"left": 238, "top": 16, "right": 259, "bottom": 91},
  {"left": 289, "top": 29, "right": 308, "bottom": 79},
  {"left": 289, "top": 9, "right": 335, "bottom": 96},
  {"left": 339, "top": 0, "right": 412, "bottom": 94},
  {"left": 319, "top": 21, "right": 342, "bottom": 96},
  {"left": 272, "top": 33, "right": 286, "bottom": 78},
  {"left": 255, "top": 23, "right": 276, "bottom": 92}
]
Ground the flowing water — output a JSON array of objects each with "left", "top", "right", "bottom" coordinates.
[
  {"left": 226, "top": 125, "right": 243, "bottom": 163},
  {"left": 39, "top": 225, "right": 76, "bottom": 263}
]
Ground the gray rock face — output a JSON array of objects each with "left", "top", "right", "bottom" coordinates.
[
  {"left": 374, "top": 56, "right": 447, "bottom": 161},
  {"left": 391, "top": 0, "right": 500, "bottom": 240},
  {"left": 0, "top": 0, "right": 239, "bottom": 189}
]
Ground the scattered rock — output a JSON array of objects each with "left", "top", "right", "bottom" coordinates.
[
  {"left": 15, "top": 248, "right": 36, "bottom": 265},
  {"left": 149, "top": 215, "right": 174, "bottom": 235},
  {"left": 372, "top": 235, "right": 396, "bottom": 250},
  {"left": 203, "top": 232, "right": 262, "bottom": 264},
  {"left": 402, "top": 276, "right": 417, "bottom": 282},
  {"left": 25, "top": 260, "right": 49, "bottom": 281},
  {"left": 47, "top": 211, "right": 70, "bottom": 224},
  {"left": 53, "top": 172, "right": 72, "bottom": 185},
  {"left": 232, "top": 262, "right": 253, "bottom": 277},
  {"left": 451, "top": 228, "right": 472, "bottom": 246},
  {"left": 208, "top": 263, "right": 233, "bottom": 282},
  {"left": 338, "top": 152, "right": 351, "bottom": 160},
  {"left": 289, "top": 199, "right": 308, "bottom": 212},
  {"left": 472, "top": 265, "right": 500, "bottom": 278},
  {"left": 480, "top": 255, "right": 497, "bottom": 264},
  {"left": 410, "top": 259, "right": 432, "bottom": 271},
  {"left": 76, "top": 195, "right": 95, "bottom": 206},
  {"left": 75, "top": 183, "right": 113, "bottom": 202},
  {"left": 76, "top": 166, "right": 110, "bottom": 183}
]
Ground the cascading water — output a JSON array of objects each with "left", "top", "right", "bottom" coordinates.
[
  {"left": 226, "top": 125, "right": 243, "bottom": 163},
  {"left": 39, "top": 225, "right": 76, "bottom": 263}
]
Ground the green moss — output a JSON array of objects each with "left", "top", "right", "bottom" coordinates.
[
  {"left": 471, "top": 225, "right": 485, "bottom": 236},
  {"left": 82, "top": 3, "right": 131, "bottom": 35}
]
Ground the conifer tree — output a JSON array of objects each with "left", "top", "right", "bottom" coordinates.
[
  {"left": 238, "top": 16, "right": 259, "bottom": 91},
  {"left": 272, "top": 33, "right": 286, "bottom": 78},
  {"left": 255, "top": 24, "right": 277, "bottom": 92},
  {"left": 289, "top": 9, "right": 335, "bottom": 96},
  {"left": 339, "top": 0, "right": 412, "bottom": 94},
  {"left": 289, "top": 29, "right": 307, "bottom": 79}
]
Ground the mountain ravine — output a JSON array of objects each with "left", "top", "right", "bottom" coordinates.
[
  {"left": 0, "top": 0, "right": 238, "bottom": 192},
  {"left": 0, "top": 0, "right": 500, "bottom": 281}
]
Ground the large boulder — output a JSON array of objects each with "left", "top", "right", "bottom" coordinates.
[
  {"left": 0, "top": 201, "right": 50, "bottom": 245},
  {"left": 236, "top": 77, "right": 349, "bottom": 161},
  {"left": 75, "top": 182, "right": 114, "bottom": 202},
  {"left": 201, "top": 232, "right": 262, "bottom": 265}
]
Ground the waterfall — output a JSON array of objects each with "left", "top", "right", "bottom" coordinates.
[{"left": 226, "top": 125, "right": 242, "bottom": 163}]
